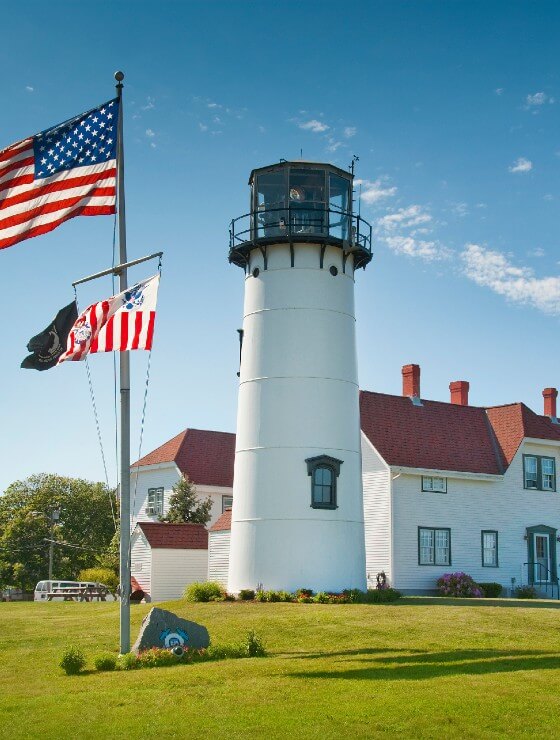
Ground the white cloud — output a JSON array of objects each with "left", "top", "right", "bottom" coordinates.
[
  {"left": 528, "top": 247, "right": 545, "bottom": 257},
  {"left": 356, "top": 178, "right": 397, "bottom": 204},
  {"left": 343, "top": 126, "right": 356, "bottom": 138},
  {"left": 25, "top": 85, "right": 34, "bottom": 93},
  {"left": 385, "top": 235, "right": 449, "bottom": 261},
  {"left": 141, "top": 96, "right": 155, "bottom": 111},
  {"left": 377, "top": 204, "right": 431, "bottom": 231},
  {"left": 509, "top": 157, "right": 533, "bottom": 173},
  {"left": 544, "top": 194, "right": 554, "bottom": 201},
  {"left": 526, "top": 92, "right": 554, "bottom": 106},
  {"left": 450, "top": 202, "right": 469, "bottom": 217},
  {"left": 495, "top": 87, "right": 504, "bottom": 95},
  {"left": 145, "top": 128, "right": 155, "bottom": 138},
  {"left": 299, "top": 119, "right": 329, "bottom": 133},
  {"left": 199, "top": 123, "right": 208, "bottom": 132},
  {"left": 461, "top": 244, "right": 560, "bottom": 315},
  {"left": 326, "top": 137, "right": 343, "bottom": 152},
  {"left": 150, "top": 142, "right": 156, "bottom": 149},
  {"left": 207, "top": 102, "right": 220, "bottom": 108}
]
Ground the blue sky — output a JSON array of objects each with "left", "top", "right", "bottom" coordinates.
[{"left": 1, "top": 0, "right": 559, "bottom": 492}]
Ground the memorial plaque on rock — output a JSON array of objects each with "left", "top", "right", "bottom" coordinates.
[{"left": 132, "top": 607, "right": 210, "bottom": 654}]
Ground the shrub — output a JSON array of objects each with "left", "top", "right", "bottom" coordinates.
[
  {"left": 239, "top": 589, "right": 255, "bottom": 601},
  {"left": 224, "top": 593, "right": 236, "bottom": 602},
  {"left": 94, "top": 653, "right": 118, "bottom": 672},
  {"left": 313, "top": 591, "right": 331, "bottom": 604},
  {"left": 119, "top": 653, "right": 140, "bottom": 671},
  {"left": 59, "top": 645, "right": 86, "bottom": 675},
  {"left": 244, "top": 630, "right": 267, "bottom": 657},
  {"left": 78, "top": 567, "right": 118, "bottom": 592},
  {"left": 254, "top": 590, "right": 267, "bottom": 602},
  {"left": 138, "top": 648, "right": 180, "bottom": 669},
  {"left": 360, "top": 588, "right": 402, "bottom": 604},
  {"left": 184, "top": 581, "right": 225, "bottom": 602},
  {"left": 437, "top": 572, "right": 483, "bottom": 598},
  {"left": 207, "top": 643, "right": 246, "bottom": 660},
  {"left": 295, "top": 588, "right": 313, "bottom": 599},
  {"left": 515, "top": 585, "right": 537, "bottom": 599},
  {"left": 277, "top": 590, "right": 295, "bottom": 602},
  {"left": 479, "top": 582, "right": 503, "bottom": 598}
]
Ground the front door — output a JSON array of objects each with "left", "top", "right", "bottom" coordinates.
[{"left": 534, "top": 534, "right": 550, "bottom": 583}]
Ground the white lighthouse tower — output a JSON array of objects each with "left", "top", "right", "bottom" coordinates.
[{"left": 227, "top": 161, "right": 372, "bottom": 593}]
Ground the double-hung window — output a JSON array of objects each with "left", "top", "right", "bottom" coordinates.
[
  {"left": 523, "top": 455, "right": 556, "bottom": 491},
  {"left": 147, "top": 487, "right": 164, "bottom": 516},
  {"left": 418, "top": 527, "right": 451, "bottom": 565},
  {"left": 222, "top": 495, "right": 233, "bottom": 513},
  {"left": 481, "top": 530, "right": 498, "bottom": 567}
]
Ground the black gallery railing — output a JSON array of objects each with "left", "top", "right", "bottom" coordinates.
[{"left": 229, "top": 205, "right": 372, "bottom": 255}]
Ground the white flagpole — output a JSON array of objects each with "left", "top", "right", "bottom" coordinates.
[{"left": 115, "top": 70, "right": 131, "bottom": 654}]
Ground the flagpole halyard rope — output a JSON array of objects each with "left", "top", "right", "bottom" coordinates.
[
  {"left": 129, "top": 257, "right": 162, "bottom": 545},
  {"left": 74, "top": 284, "right": 118, "bottom": 533},
  {"left": 111, "top": 212, "right": 120, "bottom": 501}
]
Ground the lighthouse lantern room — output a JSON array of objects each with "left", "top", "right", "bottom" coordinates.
[{"left": 228, "top": 161, "right": 372, "bottom": 594}]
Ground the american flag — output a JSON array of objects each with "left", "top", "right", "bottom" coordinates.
[
  {"left": 58, "top": 274, "right": 159, "bottom": 363},
  {"left": 0, "top": 99, "right": 119, "bottom": 250}
]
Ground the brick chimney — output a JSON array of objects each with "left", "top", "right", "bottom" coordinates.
[
  {"left": 449, "top": 380, "right": 470, "bottom": 406},
  {"left": 543, "top": 387, "right": 558, "bottom": 419},
  {"left": 402, "top": 364, "right": 420, "bottom": 399}
]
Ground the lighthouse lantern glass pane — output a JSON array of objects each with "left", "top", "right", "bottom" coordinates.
[
  {"left": 254, "top": 171, "right": 287, "bottom": 239},
  {"left": 329, "top": 174, "right": 351, "bottom": 240},
  {"left": 289, "top": 168, "right": 326, "bottom": 236}
]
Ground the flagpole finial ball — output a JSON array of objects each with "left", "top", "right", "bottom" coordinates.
[{"left": 114, "top": 71, "right": 125, "bottom": 82}]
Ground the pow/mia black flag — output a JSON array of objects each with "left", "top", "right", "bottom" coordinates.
[{"left": 21, "top": 301, "right": 78, "bottom": 371}]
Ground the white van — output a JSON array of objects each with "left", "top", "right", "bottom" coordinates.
[{"left": 34, "top": 580, "right": 114, "bottom": 601}]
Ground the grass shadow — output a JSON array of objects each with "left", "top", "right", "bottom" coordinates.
[
  {"left": 397, "top": 597, "right": 560, "bottom": 609},
  {"left": 288, "top": 648, "right": 560, "bottom": 681}
]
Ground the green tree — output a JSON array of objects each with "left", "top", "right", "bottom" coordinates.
[
  {"left": 0, "top": 474, "right": 117, "bottom": 591},
  {"left": 159, "top": 475, "right": 212, "bottom": 525}
]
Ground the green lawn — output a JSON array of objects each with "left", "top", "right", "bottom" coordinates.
[{"left": 1, "top": 597, "right": 560, "bottom": 738}]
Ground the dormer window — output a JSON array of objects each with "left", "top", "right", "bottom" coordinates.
[
  {"left": 305, "top": 455, "right": 343, "bottom": 510},
  {"left": 422, "top": 476, "right": 447, "bottom": 493},
  {"left": 523, "top": 455, "right": 556, "bottom": 492}
]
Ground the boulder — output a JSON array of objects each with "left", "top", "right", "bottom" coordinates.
[{"left": 131, "top": 607, "right": 209, "bottom": 654}]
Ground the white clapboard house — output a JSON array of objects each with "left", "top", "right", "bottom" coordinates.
[
  {"left": 131, "top": 366, "right": 560, "bottom": 597},
  {"left": 129, "top": 428, "right": 234, "bottom": 601}
]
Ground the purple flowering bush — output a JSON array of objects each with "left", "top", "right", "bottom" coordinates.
[{"left": 437, "top": 572, "right": 483, "bottom": 598}]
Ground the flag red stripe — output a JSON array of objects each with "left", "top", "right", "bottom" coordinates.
[
  {"left": 0, "top": 204, "right": 115, "bottom": 250},
  {"left": 131, "top": 311, "right": 143, "bottom": 350},
  {"left": 0, "top": 174, "right": 34, "bottom": 196},
  {"left": 0, "top": 187, "right": 116, "bottom": 230},
  {"left": 0, "top": 141, "right": 31, "bottom": 164},
  {"left": 145, "top": 311, "right": 156, "bottom": 350},
  {"left": 0, "top": 168, "right": 116, "bottom": 209},
  {"left": 105, "top": 314, "right": 114, "bottom": 352},
  {"left": 90, "top": 301, "right": 110, "bottom": 353},
  {"left": 120, "top": 312, "right": 129, "bottom": 351},
  {"left": 0, "top": 155, "right": 33, "bottom": 181}
]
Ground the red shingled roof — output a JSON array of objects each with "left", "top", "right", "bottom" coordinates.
[
  {"left": 209, "top": 508, "right": 232, "bottom": 532},
  {"left": 132, "top": 428, "right": 235, "bottom": 487},
  {"left": 136, "top": 522, "right": 208, "bottom": 549},
  {"left": 360, "top": 391, "right": 503, "bottom": 475},
  {"left": 486, "top": 403, "right": 560, "bottom": 467}
]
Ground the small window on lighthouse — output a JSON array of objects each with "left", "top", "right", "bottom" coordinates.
[{"left": 305, "top": 455, "right": 343, "bottom": 510}]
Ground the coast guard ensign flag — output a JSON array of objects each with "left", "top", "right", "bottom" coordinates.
[
  {"left": 0, "top": 99, "right": 119, "bottom": 250},
  {"left": 58, "top": 275, "right": 159, "bottom": 363}
]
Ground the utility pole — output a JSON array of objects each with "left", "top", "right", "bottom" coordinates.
[{"left": 48, "top": 509, "right": 60, "bottom": 581}]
